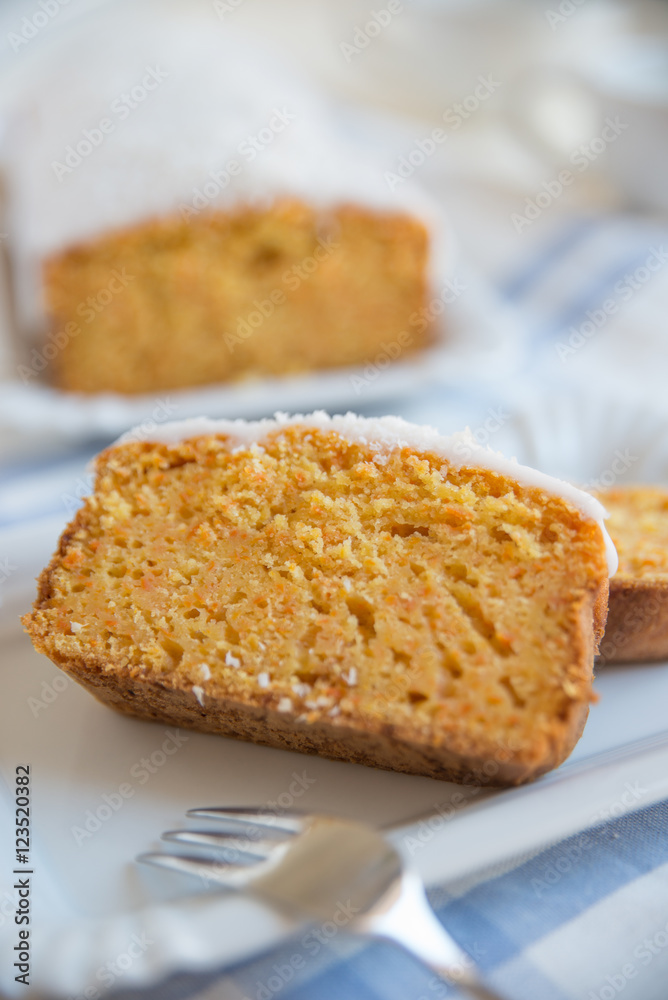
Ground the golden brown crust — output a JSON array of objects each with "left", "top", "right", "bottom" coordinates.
[
  {"left": 598, "top": 577, "right": 668, "bottom": 663},
  {"left": 25, "top": 597, "right": 599, "bottom": 788},
  {"left": 593, "top": 485, "right": 668, "bottom": 663}
]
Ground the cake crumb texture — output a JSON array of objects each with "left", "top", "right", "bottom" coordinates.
[{"left": 24, "top": 427, "right": 609, "bottom": 784}]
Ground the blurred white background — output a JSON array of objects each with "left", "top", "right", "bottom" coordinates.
[{"left": 0, "top": 0, "right": 667, "bottom": 470}]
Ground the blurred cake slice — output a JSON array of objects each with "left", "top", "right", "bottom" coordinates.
[
  {"left": 41, "top": 201, "right": 429, "bottom": 394},
  {"left": 24, "top": 413, "right": 615, "bottom": 785},
  {"left": 5, "top": 13, "right": 441, "bottom": 394},
  {"left": 595, "top": 486, "right": 668, "bottom": 663}
]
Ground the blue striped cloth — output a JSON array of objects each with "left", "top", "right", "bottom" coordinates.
[
  {"left": 3, "top": 213, "right": 668, "bottom": 999},
  {"left": 108, "top": 799, "right": 668, "bottom": 1000}
]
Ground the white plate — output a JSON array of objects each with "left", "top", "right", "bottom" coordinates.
[
  {"left": 0, "top": 260, "right": 528, "bottom": 441},
  {"left": 1, "top": 510, "right": 668, "bottom": 998}
]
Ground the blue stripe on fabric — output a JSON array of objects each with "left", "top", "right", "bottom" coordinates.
[
  {"left": 338, "top": 941, "right": 450, "bottom": 1000},
  {"left": 103, "top": 800, "right": 668, "bottom": 1000},
  {"left": 539, "top": 249, "right": 659, "bottom": 341},
  {"left": 492, "top": 960, "right": 571, "bottom": 1000},
  {"left": 0, "top": 442, "right": 100, "bottom": 484},
  {"left": 253, "top": 954, "right": 391, "bottom": 1000},
  {"left": 0, "top": 502, "right": 76, "bottom": 530},
  {"left": 433, "top": 800, "right": 668, "bottom": 972},
  {"left": 499, "top": 217, "right": 600, "bottom": 301},
  {"left": 278, "top": 943, "right": 468, "bottom": 1000}
]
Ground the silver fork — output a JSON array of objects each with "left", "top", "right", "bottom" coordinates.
[{"left": 138, "top": 807, "right": 507, "bottom": 1000}]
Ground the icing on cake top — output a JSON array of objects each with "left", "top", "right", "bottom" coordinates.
[{"left": 111, "top": 411, "right": 618, "bottom": 576}]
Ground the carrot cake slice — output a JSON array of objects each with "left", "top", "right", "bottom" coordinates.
[
  {"left": 595, "top": 486, "right": 668, "bottom": 663},
  {"left": 24, "top": 413, "right": 616, "bottom": 785}
]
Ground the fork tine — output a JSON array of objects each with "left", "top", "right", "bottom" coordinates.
[
  {"left": 137, "top": 851, "right": 259, "bottom": 888},
  {"left": 161, "top": 829, "right": 279, "bottom": 861},
  {"left": 186, "top": 807, "right": 307, "bottom": 834}
]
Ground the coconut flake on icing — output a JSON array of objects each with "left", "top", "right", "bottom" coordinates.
[{"left": 111, "top": 411, "right": 619, "bottom": 576}]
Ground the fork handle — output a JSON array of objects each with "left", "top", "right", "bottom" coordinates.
[{"left": 364, "top": 871, "right": 510, "bottom": 1000}]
